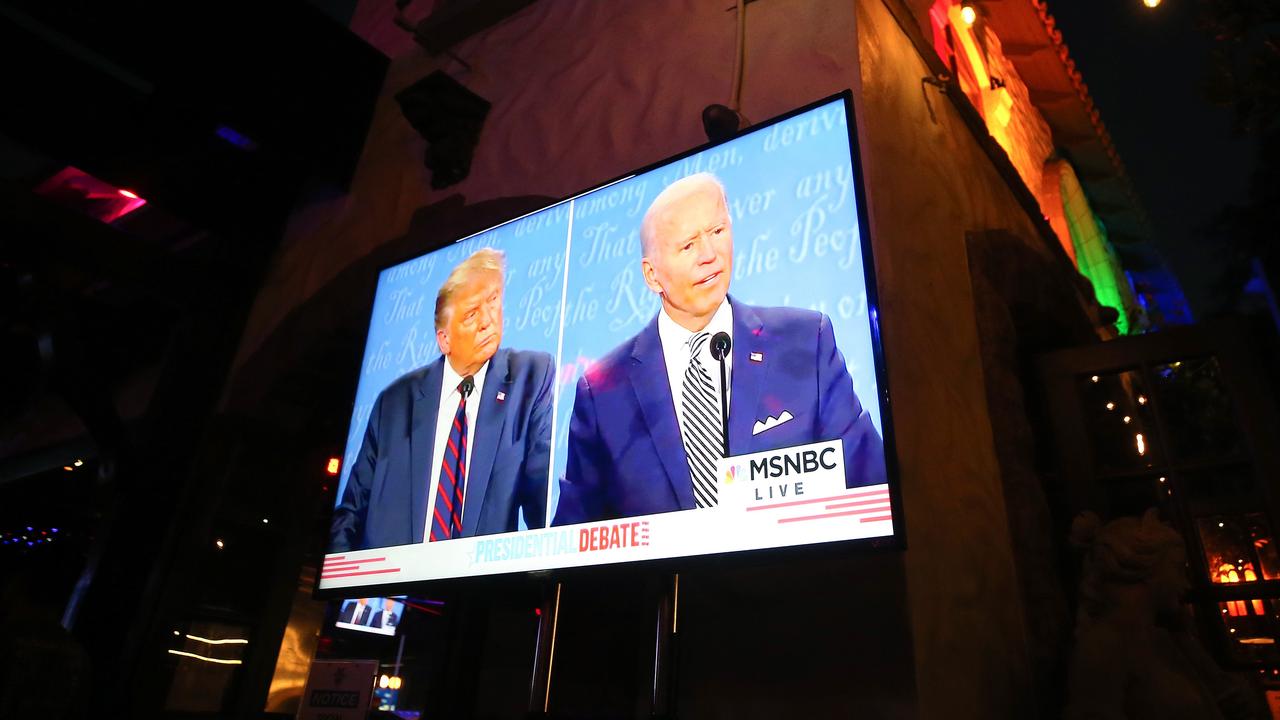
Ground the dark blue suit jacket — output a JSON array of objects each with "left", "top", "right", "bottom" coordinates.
[
  {"left": 338, "top": 601, "right": 374, "bottom": 625},
  {"left": 330, "top": 347, "right": 553, "bottom": 551},
  {"left": 553, "top": 299, "right": 885, "bottom": 525},
  {"left": 368, "top": 611, "right": 398, "bottom": 629}
]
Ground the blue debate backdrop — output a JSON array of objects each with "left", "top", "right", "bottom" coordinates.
[
  {"left": 333, "top": 203, "right": 570, "bottom": 527},
  {"left": 333, "top": 97, "right": 881, "bottom": 526}
]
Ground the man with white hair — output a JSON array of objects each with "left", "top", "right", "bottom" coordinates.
[
  {"left": 554, "top": 173, "right": 884, "bottom": 525},
  {"left": 331, "top": 248, "right": 553, "bottom": 551}
]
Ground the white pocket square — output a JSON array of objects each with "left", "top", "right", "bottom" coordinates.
[{"left": 752, "top": 411, "right": 794, "bottom": 435}]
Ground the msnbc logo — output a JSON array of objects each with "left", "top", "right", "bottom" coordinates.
[{"left": 722, "top": 463, "right": 745, "bottom": 485}]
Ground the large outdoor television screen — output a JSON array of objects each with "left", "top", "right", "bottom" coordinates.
[{"left": 319, "top": 92, "right": 899, "bottom": 593}]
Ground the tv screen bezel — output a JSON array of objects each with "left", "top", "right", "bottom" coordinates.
[{"left": 314, "top": 89, "right": 904, "bottom": 600}]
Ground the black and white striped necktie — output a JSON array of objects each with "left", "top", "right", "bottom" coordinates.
[{"left": 681, "top": 331, "right": 723, "bottom": 508}]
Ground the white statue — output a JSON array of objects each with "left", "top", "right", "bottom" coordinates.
[{"left": 1064, "top": 510, "right": 1267, "bottom": 719}]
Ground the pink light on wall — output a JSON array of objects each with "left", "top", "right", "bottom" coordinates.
[{"left": 34, "top": 167, "right": 147, "bottom": 224}]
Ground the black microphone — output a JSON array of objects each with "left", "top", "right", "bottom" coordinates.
[
  {"left": 709, "top": 332, "right": 731, "bottom": 457},
  {"left": 710, "top": 332, "right": 731, "bottom": 362},
  {"left": 460, "top": 375, "right": 475, "bottom": 398}
]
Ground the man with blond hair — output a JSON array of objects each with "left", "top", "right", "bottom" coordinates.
[
  {"left": 331, "top": 248, "right": 553, "bottom": 551},
  {"left": 555, "top": 173, "right": 884, "bottom": 525}
]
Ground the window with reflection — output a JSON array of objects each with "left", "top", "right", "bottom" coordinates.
[
  {"left": 1181, "top": 464, "right": 1257, "bottom": 508},
  {"left": 163, "top": 621, "right": 249, "bottom": 713},
  {"left": 1102, "top": 473, "right": 1173, "bottom": 519},
  {"left": 1198, "top": 514, "right": 1280, "bottom": 586},
  {"left": 1077, "top": 369, "right": 1161, "bottom": 474},
  {"left": 1154, "top": 357, "right": 1242, "bottom": 461},
  {"left": 1217, "top": 599, "right": 1280, "bottom": 666}
]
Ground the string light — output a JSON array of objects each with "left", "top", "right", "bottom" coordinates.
[{"left": 960, "top": 4, "right": 977, "bottom": 25}]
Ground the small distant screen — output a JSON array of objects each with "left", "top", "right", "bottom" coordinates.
[{"left": 334, "top": 597, "right": 403, "bottom": 637}]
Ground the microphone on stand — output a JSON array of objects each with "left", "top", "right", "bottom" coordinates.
[{"left": 709, "top": 332, "right": 732, "bottom": 458}]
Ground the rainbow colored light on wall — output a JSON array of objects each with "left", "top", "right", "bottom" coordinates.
[
  {"left": 928, "top": 0, "right": 1146, "bottom": 334},
  {"left": 1050, "top": 160, "right": 1141, "bottom": 334}
]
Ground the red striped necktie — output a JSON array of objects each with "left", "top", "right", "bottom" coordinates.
[{"left": 430, "top": 377, "right": 473, "bottom": 541}]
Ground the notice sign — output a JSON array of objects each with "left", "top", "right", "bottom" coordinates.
[{"left": 297, "top": 659, "right": 377, "bottom": 720}]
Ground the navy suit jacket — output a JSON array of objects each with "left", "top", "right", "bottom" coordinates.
[
  {"left": 339, "top": 601, "right": 373, "bottom": 625},
  {"left": 553, "top": 299, "right": 885, "bottom": 525},
  {"left": 330, "top": 347, "right": 553, "bottom": 551},
  {"left": 369, "top": 611, "right": 398, "bottom": 629}
]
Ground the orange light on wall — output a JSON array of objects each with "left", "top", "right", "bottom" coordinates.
[
  {"left": 929, "top": 0, "right": 1064, "bottom": 260},
  {"left": 326, "top": 458, "right": 341, "bottom": 475},
  {"left": 945, "top": 5, "right": 1015, "bottom": 147}
]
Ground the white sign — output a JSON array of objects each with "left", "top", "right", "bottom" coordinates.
[{"left": 297, "top": 659, "right": 377, "bottom": 720}]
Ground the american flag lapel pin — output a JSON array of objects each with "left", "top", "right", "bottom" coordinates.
[
  {"left": 749, "top": 351, "right": 764, "bottom": 363},
  {"left": 496, "top": 391, "right": 506, "bottom": 402}
]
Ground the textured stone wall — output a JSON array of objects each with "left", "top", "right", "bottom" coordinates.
[{"left": 855, "top": 1, "right": 1044, "bottom": 715}]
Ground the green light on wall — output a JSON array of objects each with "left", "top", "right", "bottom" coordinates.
[{"left": 1059, "top": 166, "right": 1137, "bottom": 334}]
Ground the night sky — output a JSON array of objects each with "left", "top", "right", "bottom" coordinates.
[{"left": 1045, "top": 0, "right": 1257, "bottom": 318}]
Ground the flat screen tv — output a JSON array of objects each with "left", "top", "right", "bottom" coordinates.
[
  {"left": 334, "top": 597, "right": 404, "bottom": 636},
  {"left": 319, "top": 92, "right": 900, "bottom": 594}
]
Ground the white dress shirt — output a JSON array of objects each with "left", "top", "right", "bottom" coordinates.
[
  {"left": 657, "top": 298, "right": 734, "bottom": 434},
  {"left": 423, "top": 357, "right": 490, "bottom": 541}
]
